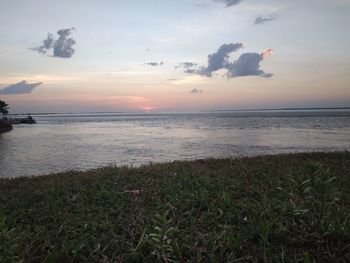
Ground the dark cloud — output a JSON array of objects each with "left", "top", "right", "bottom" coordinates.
[
  {"left": 183, "top": 62, "right": 197, "bottom": 68},
  {"left": 184, "top": 69, "right": 197, "bottom": 74},
  {"left": 185, "top": 43, "right": 273, "bottom": 79},
  {"left": 0, "top": 81, "right": 42, "bottom": 94},
  {"left": 144, "top": 62, "right": 164, "bottom": 66},
  {"left": 53, "top": 28, "right": 76, "bottom": 58},
  {"left": 261, "top": 73, "right": 273, "bottom": 78},
  {"left": 254, "top": 16, "right": 275, "bottom": 25},
  {"left": 33, "top": 28, "right": 76, "bottom": 58},
  {"left": 190, "top": 88, "right": 203, "bottom": 94},
  {"left": 175, "top": 62, "right": 198, "bottom": 69},
  {"left": 225, "top": 52, "right": 272, "bottom": 78},
  {"left": 34, "top": 33, "right": 55, "bottom": 54},
  {"left": 198, "top": 43, "right": 243, "bottom": 77},
  {"left": 214, "top": 0, "right": 243, "bottom": 7}
]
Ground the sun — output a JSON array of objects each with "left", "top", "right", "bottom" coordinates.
[{"left": 141, "top": 106, "right": 154, "bottom": 113}]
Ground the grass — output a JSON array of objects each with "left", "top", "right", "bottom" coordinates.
[{"left": 0, "top": 152, "right": 350, "bottom": 262}]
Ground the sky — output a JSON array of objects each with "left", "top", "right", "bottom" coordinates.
[{"left": 0, "top": 0, "right": 350, "bottom": 113}]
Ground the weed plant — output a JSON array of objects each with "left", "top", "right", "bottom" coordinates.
[{"left": 0, "top": 152, "right": 349, "bottom": 262}]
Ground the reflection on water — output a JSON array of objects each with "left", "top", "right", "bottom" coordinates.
[{"left": 0, "top": 110, "right": 349, "bottom": 177}]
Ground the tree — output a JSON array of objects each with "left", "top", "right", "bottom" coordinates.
[{"left": 0, "top": 100, "right": 10, "bottom": 118}]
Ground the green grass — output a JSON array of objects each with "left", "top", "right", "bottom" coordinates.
[{"left": 1, "top": 152, "right": 350, "bottom": 262}]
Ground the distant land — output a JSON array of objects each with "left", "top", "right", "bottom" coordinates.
[
  {"left": 9, "top": 106, "right": 350, "bottom": 116},
  {"left": 210, "top": 106, "right": 350, "bottom": 112}
]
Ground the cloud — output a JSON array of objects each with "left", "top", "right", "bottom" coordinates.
[
  {"left": 184, "top": 43, "right": 273, "bottom": 79},
  {"left": 190, "top": 88, "right": 203, "bottom": 94},
  {"left": 254, "top": 16, "right": 275, "bottom": 25},
  {"left": 53, "top": 28, "right": 76, "bottom": 58},
  {"left": 214, "top": 0, "right": 243, "bottom": 7},
  {"left": 261, "top": 73, "right": 273, "bottom": 78},
  {"left": 0, "top": 80, "right": 43, "bottom": 94},
  {"left": 261, "top": 48, "right": 273, "bottom": 59},
  {"left": 175, "top": 62, "right": 198, "bottom": 69},
  {"left": 144, "top": 62, "right": 164, "bottom": 66},
  {"left": 197, "top": 43, "right": 243, "bottom": 77},
  {"left": 33, "top": 28, "right": 76, "bottom": 58},
  {"left": 225, "top": 52, "right": 273, "bottom": 78},
  {"left": 184, "top": 69, "right": 197, "bottom": 74},
  {"left": 34, "top": 33, "right": 55, "bottom": 54}
]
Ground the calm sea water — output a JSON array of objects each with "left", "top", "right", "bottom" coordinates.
[{"left": 0, "top": 110, "right": 349, "bottom": 177}]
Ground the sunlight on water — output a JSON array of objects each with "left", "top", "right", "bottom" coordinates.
[{"left": 0, "top": 110, "right": 349, "bottom": 177}]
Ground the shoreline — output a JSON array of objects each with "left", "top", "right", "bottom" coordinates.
[
  {"left": 2, "top": 150, "right": 349, "bottom": 179},
  {"left": 1, "top": 151, "right": 349, "bottom": 261},
  {"left": 0, "top": 121, "right": 13, "bottom": 133}
]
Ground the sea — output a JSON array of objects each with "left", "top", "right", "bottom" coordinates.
[{"left": 0, "top": 110, "right": 349, "bottom": 177}]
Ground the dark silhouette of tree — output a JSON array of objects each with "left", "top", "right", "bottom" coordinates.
[{"left": 0, "top": 100, "right": 10, "bottom": 117}]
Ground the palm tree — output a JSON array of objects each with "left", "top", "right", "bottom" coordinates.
[{"left": 0, "top": 100, "right": 10, "bottom": 118}]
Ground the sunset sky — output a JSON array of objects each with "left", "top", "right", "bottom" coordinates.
[{"left": 0, "top": 0, "right": 350, "bottom": 113}]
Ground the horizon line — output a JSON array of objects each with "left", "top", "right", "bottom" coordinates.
[{"left": 8, "top": 106, "right": 350, "bottom": 116}]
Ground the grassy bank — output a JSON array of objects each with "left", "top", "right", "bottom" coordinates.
[{"left": 1, "top": 152, "right": 350, "bottom": 262}]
